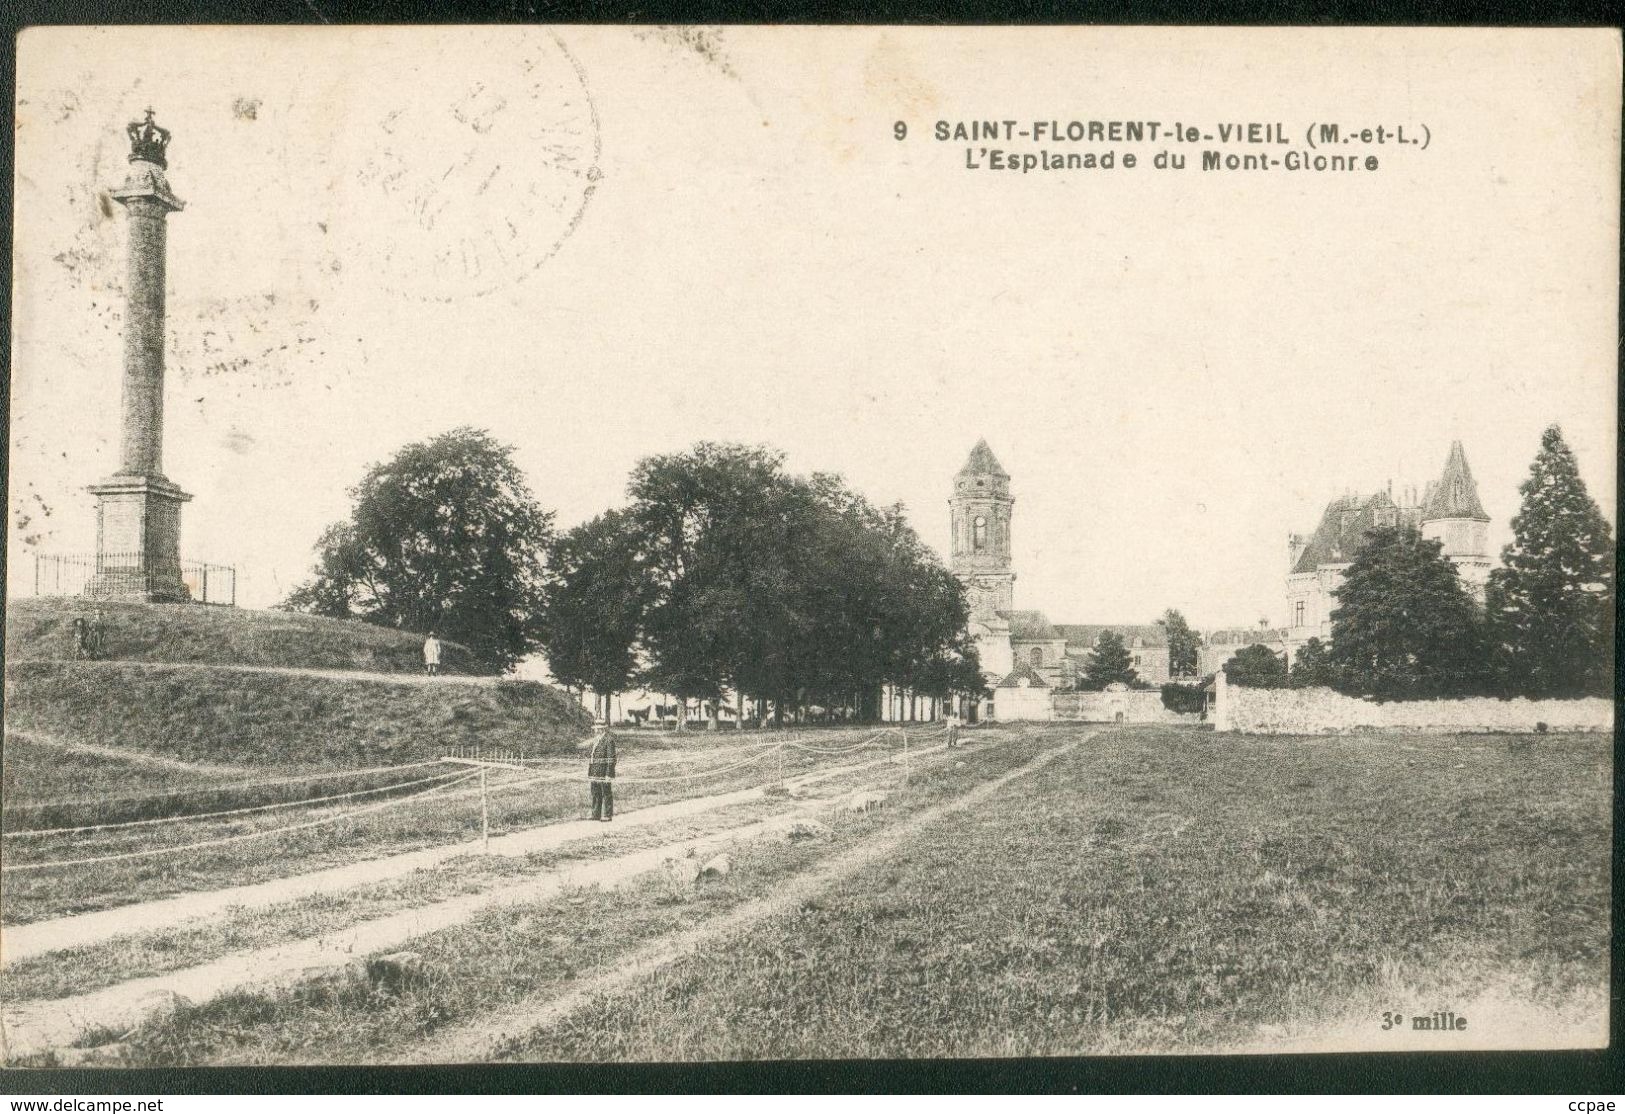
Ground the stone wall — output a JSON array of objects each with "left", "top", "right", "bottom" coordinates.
[
  {"left": 1052, "top": 689, "right": 1201, "bottom": 725},
  {"left": 1212, "top": 671, "right": 1612, "bottom": 734},
  {"left": 993, "top": 683, "right": 1054, "bottom": 721}
]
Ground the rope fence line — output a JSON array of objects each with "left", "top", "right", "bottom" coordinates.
[
  {"left": 0, "top": 771, "right": 484, "bottom": 874},
  {"left": 587, "top": 740, "right": 793, "bottom": 786},
  {"left": 1, "top": 722, "right": 956, "bottom": 871},
  {"left": 781, "top": 728, "right": 901, "bottom": 755},
  {"left": 2, "top": 767, "right": 471, "bottom": 840},
  {"left": 462, "top": 735, "right": 789, "bottom": 772},
  {"left": 5, "top": 755, "right": 449, "bottom": 817}
]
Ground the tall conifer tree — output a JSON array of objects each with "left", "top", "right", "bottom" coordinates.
[
  {"left": 1158, "top": 609, "right": 1201, "bottom": 678},
  {"left": 1485, "top": 425, "right": 1615, "bottom": 697},
  {"left": 1083, "top": 630, "right": 1139, "bottom": 689}
]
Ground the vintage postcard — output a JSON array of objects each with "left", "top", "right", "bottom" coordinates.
[{"left": 2, "top": 26, "right": 1617, "bottom": 1068}]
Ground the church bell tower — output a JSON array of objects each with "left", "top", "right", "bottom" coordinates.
[{"left": 950, "top": 438, "right": 1015, "bottom": 623}]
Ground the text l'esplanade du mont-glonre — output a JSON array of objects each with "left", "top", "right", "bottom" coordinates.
[{"left": 904, "top": 119, "right": 1432, "bottom": 174}]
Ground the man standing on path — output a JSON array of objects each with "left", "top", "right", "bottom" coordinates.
[
  {"left": 945, "top": 707, "right": 961, "bottom": 748},
  {"left": 588, "top": 730, "right": 618, "bottom": 822},
  {"left": 423, "top": 630, "right": 443, "bottom": 676}
]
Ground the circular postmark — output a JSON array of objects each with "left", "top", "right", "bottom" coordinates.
[{"left": 335, "top": 29, "right": 602, "bottom": 303}]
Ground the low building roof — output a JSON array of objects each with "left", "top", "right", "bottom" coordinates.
[
  {"left": 998, "top": 609, "right": 1060, "bottom": 639},
  {"left": 995, "top": 661, "right": 1050, "bottom": 689},
  {"left": 1291, "top": 493, "right": 1424, "bottom": 574},
  {"left": 1053, "top": 623, "right": 1169, "bottom": 650},
  {"left": 1205, "top": 626, "right": 1290, "bottom": 647}
]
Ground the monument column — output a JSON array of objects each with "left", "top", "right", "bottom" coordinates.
[{"left": 86, "top": 109, "right": 193, "bottom": 602}]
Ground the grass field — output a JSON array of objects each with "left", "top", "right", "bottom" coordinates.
[
  {"left": 23, "top": 723, "right": 1608, "bottom": 1063},
  {"left": 1, "top": 729, "right": 254, "bottom": 804},
  {"left": 4, "top": 599, "right": 589, "bottom": 814},
  {"left": 0, "top": 723, "right": 928, "bottom": 924},
  {"left": 5, "top": 598, "right": 486, "bottom": 674},
  {"left": 500, "top": 725, "right": 1608, "bottom": 1058},
  {"left": 4, "top": 661, "right": 586, "bottom": 800},
  {"left": 0, "top": 788, "right": 824, "bottom": 1004},
  {"left": 33, "top": 727, "right": 1025, "bottom": 1066}
]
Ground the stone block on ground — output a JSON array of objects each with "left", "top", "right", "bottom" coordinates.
[
  {"left": 700, "top": 853, "right": 732, "bottom": 879},
  {"left": 663, "top": 856, "right": 702, "bottom": 886}
]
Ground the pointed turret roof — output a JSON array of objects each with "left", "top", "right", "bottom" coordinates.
[
  {"left": 957, "top": 438, "right": 1009, "bottom": 479},
  {"left": 1421, "top": 441, "right": 1490, "bottom": 522}
]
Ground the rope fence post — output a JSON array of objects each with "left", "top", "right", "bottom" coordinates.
[{"left": 480, "top": 764, "right": 490, "bottom": 853}]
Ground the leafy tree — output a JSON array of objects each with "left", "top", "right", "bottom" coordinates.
[
  {"left": 629, "top": 443, "right": 802, "bottom": 728},
  {"left": 1082, "top": 629, "right": 1139, "bottom": 689},
  {"left": 537, "top": 509, "right": 650, "bottom": 719},
  {"left": 282, "top": 428, "right": 553, "bottom": 672},
  {"left": 1328, "top": 525, "right": 1486, "bottom": 699},
  {"left": 1157, "top": 609, "right": 1200, "bottom": 678},
  {"left": 624, "top": 442, "right": 983, "bottom": 727},
  {"left": 1485, "top": 425, "right": 1615, "bottom": 697},
  {"left": 1160, "top": 680, "right": 1208, "bottom": 714},
  {"left": 914, "top": 648, "right": 990, "bottom": 707},
  {"left": 1223, "top": 644, "right": 1289, "bottom": 688},
  {"left": 1289, "top": 636, "right": 1338, "bottom": 689}
]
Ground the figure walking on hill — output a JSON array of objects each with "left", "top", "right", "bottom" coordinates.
[
  {"left": 945, "top": 708, "right": 961, "bottom": 748},
  {"left": 71, "top": 616, "right": 93, "bottom": 660},
  {"left": 587, "top": 730, "right": 618, "bottom": 822},
  {"left": 423, "top": 630, "right": 443, "bottom": 676},
  {"left": 89, "top": 608, "right": 107, "bottom": 659}
]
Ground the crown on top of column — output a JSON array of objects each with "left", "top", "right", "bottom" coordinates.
[
  {"left": 127, "top": 108, "right": 171, "bottom": 168},
  {"left": 112, "top": 108, "right": 184, "bottom": 212}
]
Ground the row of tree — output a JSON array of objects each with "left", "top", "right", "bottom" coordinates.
[
  {"left": 1222, "top": 426, "right": 1613, "bottom": 700},
  {"left": 285, "top": 432, "right": 986, "bottom": 721},
  {"left": 541, "top": 442, "right": 985, "bottom": 725},
  {"left": 282, "top": 424, "right": 1610, "bottom": 709}
]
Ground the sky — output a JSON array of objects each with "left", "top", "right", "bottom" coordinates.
[{"left": 9, "top": 26, "right": 1620, "bottom": 629}]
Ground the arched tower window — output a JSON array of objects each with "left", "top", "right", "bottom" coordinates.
[
  {"left": 1452, "top": 476, "right": 1465, "bottom": 506},
  {"left": 973, "top": 515, "right": 988, "bottom": 550},
  {"left": 1030, "top": 646, "right": 1044, "bottom": 668}
]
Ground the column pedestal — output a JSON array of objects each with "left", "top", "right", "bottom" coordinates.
[{"left": 85, "top": 474, "right": 193, "bottom": 602}]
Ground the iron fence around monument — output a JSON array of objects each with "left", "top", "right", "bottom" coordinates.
[{"left": 29, "top": 552, "right": 237, "bottom": 606}]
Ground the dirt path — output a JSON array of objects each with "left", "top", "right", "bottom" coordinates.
[
  {"left": 5, "top": 729, "right": 260, "bottom": 778},
  {"left": 400, "top": 729, "right": 1090, "bottom": 1064},
  {"left": 1, "top": 740, "right": 940, "bottom": 965},
  {"left": 0, "top": 757, "right": 933, "bottom": 1060}
]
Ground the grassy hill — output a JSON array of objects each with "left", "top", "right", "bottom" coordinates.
[
  {"left": 2, "top": 600, "right": 591, "bottom": 815},
  {"left": 5, "top": 598, "right": 488, "bottom": 675}
]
